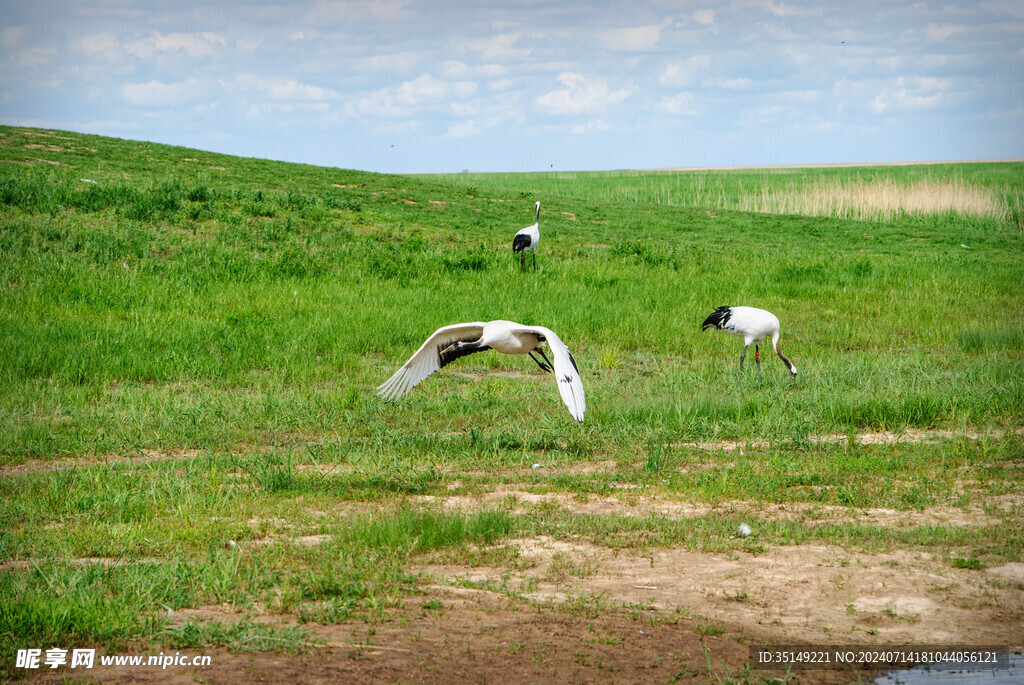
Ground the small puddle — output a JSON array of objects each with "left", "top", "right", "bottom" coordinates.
[{"left": 875, "top": 652, "right": 1021, "bottom": 684}]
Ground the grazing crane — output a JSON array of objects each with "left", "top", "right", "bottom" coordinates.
[
  {"left": 377, "top": 320, "right": 585, "bottom": 422},
  {"left": 512, "top": 201, "right": 541, "bottom": 271},
  {"left": 701, "top": 306, "right": 798, "bottom": 378}
]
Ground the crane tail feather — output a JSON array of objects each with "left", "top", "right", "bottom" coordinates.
[{"left": 512, "top": 233, "right": 532, "bottom": 253}]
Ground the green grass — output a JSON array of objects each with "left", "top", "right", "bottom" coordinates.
[{"left": 1, "top": 126, "right": 1022, "bottom": 675}]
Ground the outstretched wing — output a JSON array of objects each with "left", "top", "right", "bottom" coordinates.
[
  {"left": 377, "top": 322, "right": 487, "bottom": 402},
  {"left": 523, "top": 325, "right": 585, "bottom": 422}
]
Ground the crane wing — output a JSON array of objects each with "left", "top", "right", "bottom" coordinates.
[
  {"left": 524, "top": 325, "right": 585, "bottom": 422},
  {"left": 377, "top": 322, "right": 487, "bottom": 402}
]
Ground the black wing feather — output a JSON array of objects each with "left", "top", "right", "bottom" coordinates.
[
  {"left": 701, "top": 305, "right": 733, "bottom": 331},
  {"left": 438, "top": 339, "right": 491, "bottom": 369},
  {"left": 512, "top": 233, "right": 532, "bottom": 253}
]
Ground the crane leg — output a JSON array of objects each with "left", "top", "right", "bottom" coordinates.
[
  {"left": 529, "top": 350, "right": 552, "bottom": 372},
  {"left": 739, "top": 344, "right": 748, "bottom": 372},
  {"left": 532, "top": 252, "right": 536, "bottom": 271},
  {"left": 519, "top": 254, "right": 524, "bottom": 272},
  {"left": 755, "top": 345, "right": 762, "bottom": 378}
]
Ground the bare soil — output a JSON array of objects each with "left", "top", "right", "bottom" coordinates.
[
  {"left": 28, "top": 524, "right": 1024, "bottom": 685},
  {"left": 19, "top": 428, "right": 1024, "bottom": 684},
  {"left": 36, "top": 590, "right": 862, "bottom": 685},
  {"left": 30, "top": 530, "right": 1023, "bottom": 684}
]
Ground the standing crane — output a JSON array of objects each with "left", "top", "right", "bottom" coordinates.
[
  {"left": 512, "top": 201, "right": 541, "bottom": 271},
  {"left": 701, "top": 306, "right": 798, "bottom": 378}
]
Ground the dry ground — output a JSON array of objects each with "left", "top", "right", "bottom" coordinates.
[{"left": 20, "top": 430, "right": 1024, "bottom": 684}]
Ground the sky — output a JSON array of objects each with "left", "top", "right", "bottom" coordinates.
[{"left": 1, "top": 0, "right": 1022, "bottom": 173}]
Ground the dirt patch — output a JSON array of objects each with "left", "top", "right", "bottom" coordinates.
[
  {"left": 0, "top": 450, "right": 201, "bottom": 477},
  {"left": 564, "top": 459, "right": 619, "bottom": 475},
  {"left": 422, "top": 536, "right": 1024, "bottom": 647},
  {"left": 20, "top": 495, "right": 1023, "bottom": 684},
  {"left": 34, "top": 588, "right": 851, "bottom": 685},
  {"left": 678, "top": 427, "right": 1022, "bottom": 452},
  {"left": 412, "top": 488, "right": 1002, "bottom": 528},
  {"left": 40, "top": 538, "right": 1018, "bottom": 684},
  {"left": 0, "top": 556, "right": 164, "bottom": 572}
]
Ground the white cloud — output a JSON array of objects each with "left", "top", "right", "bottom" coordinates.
[
  {"left": 979, "top": 1, "right": 1024, "bottom": 19},
  {"left": 571, "top": 118, "right": 611, "bottom": 135},
  {"left": 870, "top": 76, "right": 951, "bottom": 112},
  {"left": 8, "top": 46, "right": 56, "bottom": 69},
  {"left": 395, "top": 74, "right": 447, "bottom": 105},
  {"left": 462, "top": 33, "right": 530, "bottom": 60},
  {"left": 232, "top": 75, "right": 338, "bottom": 102},
  {"left": 536, "top": 73, "right": 630, "bottom": 115},
  {"left": 778, "top": 90, "right": 822, "bottom": 103},
  {"left": 757, "top": 105, "right": 785, "bottom": 118},
  {"left": 446, "top": 120, "right": 480, "bottom": 138},
  {"left": 780, "top": 44, "right": 817, "bottom": 68},
  {"left": 2, "top": 26, "right": 26, "bottom": 49},
  {"left": 918, "top": 53, "right": 980, "bottom": 68},
  {"left": 352, "top": 75, "right": 477, "bottom": 118},
  {"left": 306, "top": 0, "right": 414, "bottom": 24},
  {"left": 658, "top": 55, "right": 710, "bottom": 88},
  {"left": 71, "top": 33, "right": 119, "bottom": 56},
  {"left": 764, "top": 1, "right": 824, "bottom": 17},
  {"left": 714, "top": 77, "right": 753, "bottom": 90},
  {"left": 693, "top": 10, "right": 716, "bottom": 26},
  {"left": 441, "top": 61, "right": 507, "bottom": 80},
  {"left": 599, "top": 18, "right": 672, "bottom": 52},
  {"left": 657, "top": 92, "right": 697, "bottom": 115},
  {"left": 395, "top": 74, "right": 475, "bottom": 106},
  {"left": 923, "top": 24, "right": 965, "bottom": 41},
  {"left": 764, "top": 1, "right": 795, "bottom": 17},
  {"left": 247, "top": 102, "right": 331, "bottom": 117},
  {"left": 122, "top": 78, "right": 205, "bottom": 106},
  {"left": 266, "top": 79, "right": 334, "bottom": 102},
  {"left": 356, "top": 52, "right": 422, "bottom": 73},
  {"left": 236, "top": 38, "right": 261, "bottom": 53},
  {"left": 123, "top": 32, "right": 226, "bottom": 59}
]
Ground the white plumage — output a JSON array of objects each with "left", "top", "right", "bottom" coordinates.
[
  {"left": 512, "top": 201, "right": 541, "bottom": 271},
  {"left": 377, "top": 320, "right": 585, "bottom": 422},
  {"left": 701, "top": 306, "right": 798, "bottom": 377}
]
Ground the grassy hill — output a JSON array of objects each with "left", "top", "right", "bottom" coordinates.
[{"left": 1, "top": 126, "right": 1022, "bottom": 679}]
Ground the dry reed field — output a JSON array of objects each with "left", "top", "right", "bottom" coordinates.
[{"left": 742, "top": 176, "right": 1012, "bottom": 222}]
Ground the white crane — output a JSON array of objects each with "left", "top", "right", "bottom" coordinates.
[
  {"left": 377, "top": 319, "right": 585, "bottom": 422},
  {"left": 512, "top": 201, "right": 541, "bottom": 271},
  {"left": 701, "top": 306, "right": 798, "bottom": 378}
]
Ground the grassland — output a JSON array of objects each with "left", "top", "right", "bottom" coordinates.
[{"left": 1, "top": 126, "right": 1022, "bottom": 682}]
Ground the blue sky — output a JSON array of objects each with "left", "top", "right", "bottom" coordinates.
[{"left": 1, "top": 0, "right": 1022, "bottom": 173}]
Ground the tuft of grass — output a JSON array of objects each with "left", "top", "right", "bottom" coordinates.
[
  {"left": 159, "top": 618, "right": 317, "bottom": 654},
  {"left": 950, "top": 557, "right": 986, "bottom": 570}
]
